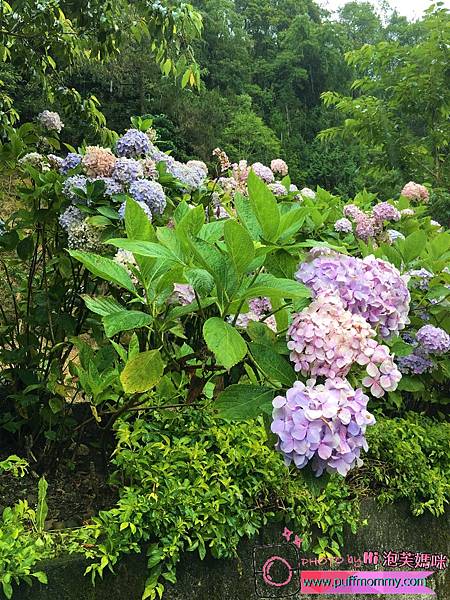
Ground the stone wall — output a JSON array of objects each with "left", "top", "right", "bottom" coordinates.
[{"left": 13, "top": 499, "right": 449, "bottom": 600}]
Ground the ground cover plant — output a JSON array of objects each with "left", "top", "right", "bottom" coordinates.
[{"left": 0, "top": 106, "right": 448, "bottom": 599}]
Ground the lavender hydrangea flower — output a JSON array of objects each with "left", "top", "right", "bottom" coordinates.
[
  {"left": 118, "top": 200, "right": 152, "bottom": 222},
  {"left": 59, "top": 206, "right": 84, "bottom": 231},
  {"left": 372, "top": 202, "right": 401, "bottom": 223},
  {"left": 166, "top": 160, "right": 207, "bottom": 190},
  {"left": 416, "top": 325, "right": 450, "bottom": 355},
  {"left": 112, "top": 157, "right": 144, "bottom": 184},
  {"left": 172, "top": 284, "right": 196, "bottom": 305},
  {"left": 116, "top": 129, "right": 151, "bottom": 158},
  {"left": 296, "top": 252, "right": 410, "bottom": 338},
  {"left": 60, "top": 153, "right": 82, "bottom": 174},
  {"left": 271, "top": 378, "right": 375, "bottom": 477},
  {"left": 269, "top": 182, "right": 288, "bottom": 196},
  {"left": 129, "top": 180, "right": 166, "bottom": 215},
  {"left": 251, "top": 162, "right": 274, "bottom": 183},
  {"left": 38, "top": 110, "right": 64, "bottom": 133},
  {"left": 334, "top": 218, "right": 353, "bottom": 233},
  {"left": 62, "top": 175, "right": 88, "bottom": 202}
]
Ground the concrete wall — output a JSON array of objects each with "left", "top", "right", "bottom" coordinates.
[{"left": 12, "top": 499, "right": 449, "bottom": 600}]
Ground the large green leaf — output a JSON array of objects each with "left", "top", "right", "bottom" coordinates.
[
  {"left": 82, "top": 295, "right": 123, "bottom": 317},
  {"left": 203, "top": 318, "right": 247, "bottom": 369},
  {"left": 402, "top": 230, "right": 427, "bottom": 263},
  {"left": 68, "top": 250, "right": 136, "bottom": 293},
  {"left": 185, "top": 268, "right": 215, "bottom": 296},
  {"left": 106, "top": 239, "right": 182, "bottom": 264},
  {"left": 248, "top": 342, "right": 296, "bottom": 386},
  {"left": 241, "top": 274, "right": 311, "bottom": 301},
  {"left": 103, "top": 310, "right": 152, "bottom": 337},
  {"left": 234, "top": 192, "right": 263, "bottom": 239},
  {"left": 247, "top": 170, "right": 280, "bottom": 241},
  {"left": 120, "top": 350, "right": 165, "bottom": 393},
  {"left": 215, "top": 384, "right": 274, "bottom": 420},
  {"left": 125, "top": 198, "right": 156, "bottom": 241},
  {"left": 224, "top": 219, "right": 255, "bottom": 274}
]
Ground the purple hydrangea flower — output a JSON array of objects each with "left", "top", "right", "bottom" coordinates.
[
  {"left": 116, "top": 129, "right": 151, "bottom": 158},
  {"left": 372, "top": 202, "right": 401, "bottom": 223},
  {"left": 397, "top": 351, "right": 434, "bottom": 375},
  {"left": 271, "top": 378, "right": 375, "bottom": 477},
  {"left": 416, "top": 325, "right": 450, "bottom": 355},
  {"left": 129, "top": 180, "right": 166, "bottom": 215},
  {"left": 296, "top": 252, "right": 410, "bottom": 338},
  {"left": 112, "top": 157, "right": 144, "bottom": 184},
  {"left": 334, "top": 218, "right": 353, "bottom": 233},
  {"left": 251, "top": 162, "right": 274, "bottom": 183},
  {"left": 60, "top": 153, "right": 82, "bottom": 174},
  {"left": 269, "top": 182, "right": 288, "bottom": 196}
]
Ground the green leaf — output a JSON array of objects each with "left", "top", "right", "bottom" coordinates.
[
  {"left": 241, "top": 274, "right": 311, "bottom": 301},
  {"left": 185, "top": 268, "right": 215, "bottom": 296},
  {"left": 106, "top": 239, "right": 182, "bottom": 264},
  {"left": 224, "top": 219, "right": 254, "bottom": 273},
  {"left": 203, "top": 318, "right": 247, "bottom": 370},
  {"left": 120, "top": 350, "right": 165, "bottom": 394},
  {"left": 97, "top": 205, "right": 120, "bottom": 220},
  {"left": 248, "top": 342, "right": 296, "bottom": 386},
  {"left": 247, "top": 170, "right": 280, "bottom": 241},
  {"left": 215, "top": 384, "right": 274, "bottom": 420},
  {"left": 125, "top": 198, "right": 156, "bottom": 241},
  {"left": 247, "top": 321, "right": 276, "bottom": 345},
  {"left": 403, "top": 230, "right": 427, "bottom": 263},
  {"left": 234, "top": 192, "right": 263, "bottom": 239},
  {"left": 277, "top": 206, "right": 307, "bottom": 241},
  {"left": 36, "top": 477, "right": 48, "bottom": 533},
  {"left": 68, "top": 250, "right": 136, "bottom": 293},
  {"left": 397, "top": 376, "right": 425, "bottom": 392},
  {"left": 17, "top": 235, "right": 34, "bottom": 260},
  {"left": 32, "top": 572, "right": 48, "bottom": 584},
  {"left": 82, "top": 295, "right": 123, "bottom": 317},
  {"left": 103, "top": 310, "right": 152, "bottom": 337}
]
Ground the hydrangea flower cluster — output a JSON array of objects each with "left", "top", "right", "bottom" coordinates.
[
  {"left": 92, "top": 177, "right": 123, "bottom": 197},
  {"left": 62, "top": 175, "right": 88, "bottom": 201},
  {"left": 271, "top": 378, "right": 375, "bottom": 476},
  {"left": 386, "top": 229, "right": 405, "bottom": 244},
  {"left": 116, "top": 129, "right": 151, "bottom": 158},
  {"left": 112, "top": 157, "right": 144, "bottom": 184},
  {"left": 140, "top": 158, "right": 158, "bottom": 179},
  {"left": 128, "top": 180, "right": 166, "bottom": 215},
  {"left": 59, "top": 206, "right": 84, "bottom": 231},
  {"left": 19, "top": 152, "right": 50, "bottom": 171},
  {"left": 269, "top": 182, "right": 288, "bottom": 196},
  {"left": 334, "top": 218, "right": 352, "bottom": 233},
  {"left": 300, "top": 188, "right": 316, "bottom": 200},
  {"left": 287, "top": 294, "right": 401, "bottom": 397},
  {"left": 165, "top": 158, "right": 207, "bottom": 190},
  {"left": 67, "top": 221, "right": 102, "bottom": 252},
  {"left": 212, "top": 148, "right": 231, "bottom": 171},
  {"left": 401, "top": 182, "right": 429, "bottom": 203},
  {"left": 409, "top": 268, "right": 434, "bottom": 291},
  {"left": 372, "top": 202, "right": 401, "bottom": 223},
  {"left": 251, "top": 162, "right": 274, "bottom": 183},
  {"left": 61, "top": 153, "right": 82, "bottom": 174},
  {"left": 400, "top": 208, "right": 415, "bottom": 218},
  {"left": 270, "top": 159, "right": 288, "bottom": 176},
  {"left": 416, "top": 325, "right": 450, "bottom": 355},
  {"left": 38, "top": 110, "right": 64, "bottom": 132},
  {"left": 296, "top": 251, "right": 410, "bottom": 338},
  {"left": 172, "top": 284, "right": 196, "bottom": 305},
  {"left": 82, "top": 146, "right": 116, "bottom": 178},
  {"left": 397, "top": 351, "right": 434, "bottom": 375},
  {"left": 233, "top": 297, "right": 277, "bottom": 332}
]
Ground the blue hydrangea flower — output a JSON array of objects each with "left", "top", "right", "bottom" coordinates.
[
  {"left": 59, "top": 206, "right": 84, "bottom": 231},
  {"left": 112, "top": 157, "right": 144, "bottom": 184},
  {"left": 129, "top": 180, "right": 166, "bottom": 215},
  {"left": 62, "top": 175, "right": 88, "bottom": 202},
  {"left": 60, "top": 153, "right": 82, "bottom": 174},
  {"left": 116, "top": 129, "right": 151, "bottom": 158},
  {"left": 397, "top": 351, "right": 434, "bottom": 375},
  {"left": 91, "top": 177, "right": 124, "bottom": 196}
]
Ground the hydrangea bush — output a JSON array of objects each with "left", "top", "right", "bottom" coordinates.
[{"left": 0, "top": 112, "right": 448, "bottom": 600}]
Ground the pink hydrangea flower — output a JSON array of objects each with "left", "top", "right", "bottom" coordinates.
[
  {"left": 270, "top": 159, "right": 288, "bottom": 176},
  {"left": 401, "top": 182, "right": 429, "bottom": 203}
]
